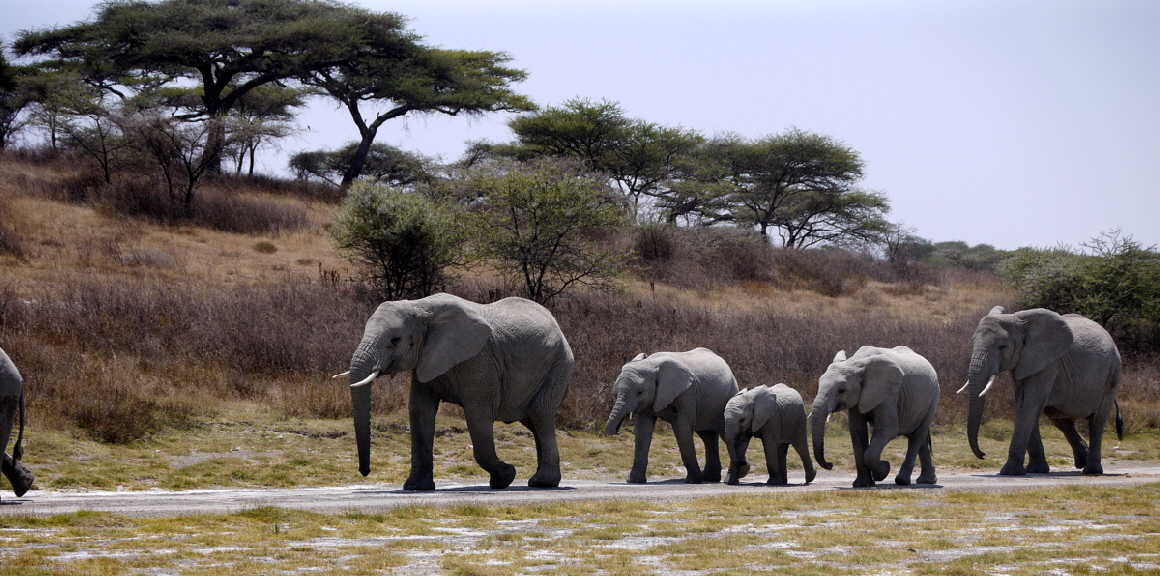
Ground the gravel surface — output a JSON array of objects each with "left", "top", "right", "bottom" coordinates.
[{"left": 4, "top": 462, "right": 1159, "bottom": 517}]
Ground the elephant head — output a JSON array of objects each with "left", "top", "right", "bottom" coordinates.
[
  {"left": 604, "top": 353, "right": 697, "bottom": 435},
  {"left": 722, "top": 386, "right": 777, "bottom": 479},
  {"left": 345, "top": 293, "right": 492, "bottom": 476},
  {"left": 811, "top": 350, "right": 904, "bottom": 470},
  {"left": 960, "top": 306, "right": 1073, "bottom": 459}
]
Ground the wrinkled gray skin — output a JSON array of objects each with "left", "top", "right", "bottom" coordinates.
[
  {"left": 604, "top": 348, "right": 740, "bottom": 484},
  {"left": 963, "top": 306, "right": 1122, "bottom": 476},
  {"left": 346, "top": 293, "right": 573, "bottom": 491},
  {"left": 0, "top": 346, "right": 33, "bottom": 499},
  {"left": 811, "top": 346, "right": 940, "bottom": 488},
  {"left": 723, "top": 384, "right": 816, "bottom": 486}
]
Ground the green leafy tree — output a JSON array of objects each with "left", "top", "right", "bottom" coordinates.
[
  {"left": 303, "top": 43, "right": 533, "bottom": 188},
  {"left": 710, "top": 129, "right": 883, "bottom": 247},
  {"left": 467, "top": 158, "right": 628, "bottom": 304},
  {"left": 290, "top": 142, "right": 432, "bottom": 189},
  {"left": 497, "top": 98, "right": 703, "bottom": 219},
  {"left": 1002, "top": 230, "right": 1160, "bottom": 351},
  {"left": 331, "top": 180, "right": 465, "bottom": 301},
  {"left": 14, "top": 0, "right": 402, "bottom": 169},
  {"left": 0, "top": 45, "right": 33, "bottom": 149}
]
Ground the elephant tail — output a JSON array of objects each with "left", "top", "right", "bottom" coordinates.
[
  {"left": 1114, "top": 400, "right": 1123, "bottom": 441},
  {"left": 13, "top": 389, "right": 23, "bottom": 461}
]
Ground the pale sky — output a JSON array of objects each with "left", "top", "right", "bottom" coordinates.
[{"left": 5, "top": 0, "right": 1158, "bottom": 250}]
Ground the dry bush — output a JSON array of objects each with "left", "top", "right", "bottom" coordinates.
[
  {"left": 94, "top": 178, "right": 310, "bottom": 235},
  {"left": 211, "top": 173, "right": 344, "bottom": 204},
  {"left": 633, "top": 226, "right": 777, "bottom": 290},
  {"left": 0, "top": 199, "right": 26, "bottom": 260}
]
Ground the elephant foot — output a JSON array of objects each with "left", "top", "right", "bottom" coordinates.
[
  {"left": 871, "top": 460, "right": 891, "bottom": 482},
  {"left": 852, "top": 476, "right": 876, "bottom": 488},
  {"left": 765, "top": 477, "right": 788, "bottom": 486},
  {"left": 1026, "top": 460, "right": 1050, "bottom": 474},
  {"left": 916, "top": 471, "right": 937, "bottom": 485},
  {"left": 528, "top": 466, "right": 561, "bottom": 488},
  {"left": 2, "top": 457, "right": 34, "bottom": 498},
  {"left": 403, "top": 475, "right": 436, "bottom": 491},
  {"left": 489, "top": 463, "right": 517, "bottom": 490},
  {"left": 998, "top": 461, "right": 1027, "bottom": 476},
  {"left": 702, "top": 468, "right": 722, "bottom": 483},
  {"left": 726, "top": 475, "right": 740, "bottom": 485},
  {"left": 1073, "top": 453, "right": 1088, "bottom": 470},
  {"left": 1082, "top": 463, "right": 1103, "bottom": 475},
  {"left": 804, "top": 467, "right": 816, "bottom": 485},
  {"left": 894, "top": 475, "right": 911, "bottom": 486},
  {"left": 729, "top": 462, "right": 751, "bottom": 481},
  {"left": 684, "top": 469, "right": 704, "bottom": 484}
]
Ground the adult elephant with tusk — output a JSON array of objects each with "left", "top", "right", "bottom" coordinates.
[
  {"left": 341, "top": 293, "right": 573, "bottom": 491},
  {"left": 961, "top": 306, "right": 1122, "bottom": 476},
  {"left": 811, "top": 346, "right": 940, "bottom": 488}
]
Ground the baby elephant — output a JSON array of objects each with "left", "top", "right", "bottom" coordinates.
[
  {"left": 605, "top": 348, "right": 739, "bottom": 484},
  {"left": 723, "top": 384, "right": 815, "bottom": 486}
]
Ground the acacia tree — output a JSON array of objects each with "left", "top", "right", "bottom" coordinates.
[
  {"left": 495, "top": 98, "right": 703, "bottom": 220},
  {"left": 303, "top": 46, "right": 533, "bottom": 188},
  {"left": 467, "top": 158, "right": 628, "bottom": 304},
  {"left": 14, "top": 0, "right": 403, "bottom": 169},
  {"left": 290, "top": 142, "right": 431, "bottom": 189}
]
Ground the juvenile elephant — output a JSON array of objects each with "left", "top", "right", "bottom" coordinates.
[
  {"left": 723, "top": 384, "right": 815, "bottom": 486},
  {"left": 0, "top": 346, "right": 33, "bottom": 499},
  {"left": 341, "top": 293, "right": 573, "bottom": 491},
  {"left": 811, "top": 346, "right": 940, "bottom": 488},
  {"left": 604, "top": 348, "right": 739, "bottom": 484},
  {"left": 961, "top": 306, "right": 1122, "bottom": 476}
]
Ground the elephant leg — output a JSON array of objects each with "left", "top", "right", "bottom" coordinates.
[
  {"left": 0, "top": 454, "right": 32, "bottom": 498},
  {"left": 792, "top": 428, "right": 815, "bottom": 484},
  {"left": 765, "top": 441, "right": 789, "bottom": 486},
  {"left": 696, "top": 430, "right": 722, "bottom": 483},
  {"left": 522, "top": 414, "right": 561, "bottom": 488},
  {"left": 462, "top": 405, "right": 515, "bottom": 490},
  {"left": 864, "top": 419, "right": 896, "bottom": 485},
  {"left": 404, "top": 383, "right": 440, "bottom": 491},
  {"left": 628, "top": 412, "right": 656, "bottom": 484},
  {"left": 1049, "top": 417, "right": 1088, "bottom": 470},
  {"left": 1025, "top": 422, "right": 1050, "bottom": 474},
  {"left": 1083, "top": 409, "right": 1109, "bottom": 475},
  {"left": 848, "top": 411, "right": 876, "bottom": 488},
  {"left": 1002, "top": 385, "right": 1050, "bottom": 476},
  {"left": 916, "top": 432, "right": 937, "bottom": 484},
  {"left": 673, "top": 419, "right": 704, "bottom": 484},
  {"left": 895, "top": 433, "right": 921, "bottom": 486}
]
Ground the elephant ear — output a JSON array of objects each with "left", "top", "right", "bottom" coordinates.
[
  {"left": 857, "top": 355, "right": 904, "bottom": 413},
  {"left": 1012, "top": 308, "right": 1073, "bottom": 380},
  {"left": 631, "top": 352, "right": 648, "bottom": 362},
  {"left": 751, "top": 386, "right": 776, "bottom": 432},
  {"left": 832, "top": 350, "right": 848, "bottom": 364},
  {"left": 989, "top": 305, "right": 1007, "bottom": 316},
  {"left": 653, "top": 356, "right": 697, "bottom": 412},
  {"left": 415, "top": 294, "right": 493, "bottom": 383}
]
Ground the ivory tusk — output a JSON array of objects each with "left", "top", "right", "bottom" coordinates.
[
  {"left": 331, "top": 371, "right": 350, "bottom": 379},
  {"left": 350, "top": 371, "right": 379, "bottom": 388},
  {"left": 957, "top": 381, "right": 970, "bottom": 394},
  {"left": 978, "top": 375, "right": 996, "bottom": 397}
]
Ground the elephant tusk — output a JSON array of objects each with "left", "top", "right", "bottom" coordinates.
[
  {"left": 332, "top": 371, "right": 350, "bottom": 379},
  {"left": 350, "top": 371, "right": 379, "bottom": 388},
  {"left": 978, "top": 375, "right": 996, "bottom": 397},
  {"left": 957, "top": 381, "right": 970, "bottom": 394}
]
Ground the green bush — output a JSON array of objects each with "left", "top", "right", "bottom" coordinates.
[
  {"left": 1001, "top": 230, "right": 1160, "bottom": 353},
  {"left": 331, "top": 180, "right": 465, "bottom": 301}
]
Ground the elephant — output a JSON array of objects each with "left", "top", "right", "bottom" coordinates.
[
  {"left": 811, "top": 346, "right": 940, "bottom": 488},
  {"left": 341, "top": 293, "right": 573, "bottom": 491},
  {"left": 0, "top": 346, "right": 33, "bottom": 499},
  {"left": 604, "top": 347, "right": 740, "bottom": 484},
  {"left": 723, "top": 383, "right": 816, "bottom": 486},
  {"left": 961, "top": 306, "right": 1122, "bottom": 476}
]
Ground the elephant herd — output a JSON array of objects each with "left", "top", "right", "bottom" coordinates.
[{"left": 0, "top": 295, "right": 1126, "bottom": 499}]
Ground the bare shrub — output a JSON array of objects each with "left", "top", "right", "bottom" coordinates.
[
  {"left": 633, "top": 226, "right": 776, "bottom": 290},
  {"left": 0, "top": 199, "right": 25, "bottom": 260},
  {"left": 192, "top": 188, "right": 309, "bottom": 235}
]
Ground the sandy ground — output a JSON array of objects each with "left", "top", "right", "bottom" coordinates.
[{"left": 4, "top": 462, "right": 1159, "bottom": 518}]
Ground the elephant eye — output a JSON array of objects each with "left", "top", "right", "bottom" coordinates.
[{"left": 389, "top": 337, "right": 401, "bottom": 347}]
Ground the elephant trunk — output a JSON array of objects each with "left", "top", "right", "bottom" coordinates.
[
  {"left": 349, "top": 343, "right": 380, "bottom": 477},
  {"left": 965, "top": 351, "right": 993, "bottom": 460},
  {"left": 604, "top": 394, "right": 634, "bottom": 436},
  {"left": 811, "top": 395, "right": 834, "bottom": 470}
]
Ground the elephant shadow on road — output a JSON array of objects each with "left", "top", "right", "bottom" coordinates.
[
  {"left": 836, "top": 483, "right": 944, "bottom": 490},
  {"left": 353, "top": 484, "right": 578, "bottom": 494}
]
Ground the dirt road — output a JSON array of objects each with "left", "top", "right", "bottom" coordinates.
[{"left": 3, "top": 462, "right": 1158, "bottom": 517}]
